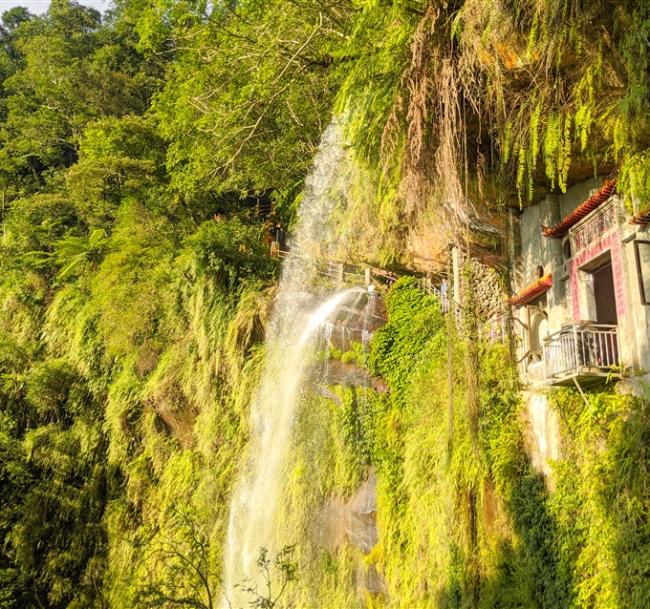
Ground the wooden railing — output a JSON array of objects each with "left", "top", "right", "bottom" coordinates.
[
  {"left": 543, "top": 323, "right": 620, "bottom": 382},
  {"left": 276, "top": 251, "right": 469, "bottom": 324}
]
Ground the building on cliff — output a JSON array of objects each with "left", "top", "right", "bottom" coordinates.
[{"left": 509, "top": 177, "right": 650, "bottom": 391}]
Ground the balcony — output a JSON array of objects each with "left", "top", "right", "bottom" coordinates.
[{"left": 543, "top": 322, "right": 621, "bottom": 386}]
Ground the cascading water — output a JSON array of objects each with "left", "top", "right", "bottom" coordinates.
[{"left": 222, "top": 122, "right": 359, "bottom": 606}]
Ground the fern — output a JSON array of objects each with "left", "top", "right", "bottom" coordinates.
[
  {"left": 516, "top": 145, "right": 527, "bottom": 205},
  {"left": 544, "top": 113, "right": 561, "bottom": 190},
  {"left": 559, "top": 113, "right": 573, "bottom": 192}
]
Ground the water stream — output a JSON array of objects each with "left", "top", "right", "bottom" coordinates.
[{"left": 222, "top": 122, "right": 359, "bottom": 606}]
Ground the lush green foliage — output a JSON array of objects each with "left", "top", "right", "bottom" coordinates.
[
  {"left": 273, "top": 279, "right": 650, "bottom": 609},
  {"left": 338, "top": 0, "right": 650, "bottom": 242},
  {"left": 0, "top": 3, "right": 279, "bottom": 607},
  {"left": 0, "top": 1, "right": 648, "bottom": 609}
]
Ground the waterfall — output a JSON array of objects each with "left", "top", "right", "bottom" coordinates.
[{"left": 222, "top": 122, "right": 358, "bottom": 606}]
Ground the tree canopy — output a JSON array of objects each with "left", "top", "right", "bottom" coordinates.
[{"left": 0, "top": 1, "right": 648, "bottom": 608}]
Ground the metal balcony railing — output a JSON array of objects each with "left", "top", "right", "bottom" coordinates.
[{"left": 543, "top": 322, "right": 621, "bottom": 384}]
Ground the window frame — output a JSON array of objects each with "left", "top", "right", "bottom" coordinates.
[{"left": 634, "top": 239, "right": 650, "bottom": 305}]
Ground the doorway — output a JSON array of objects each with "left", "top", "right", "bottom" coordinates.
[
  {"left": 591, "top": 258, "right": 617, "bottom": 325},
  {"left": 584, "top": 254, "right": 619, "bottom": 368}
]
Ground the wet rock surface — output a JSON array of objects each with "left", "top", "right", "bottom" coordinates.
[
  {"left": 320, "top": 469, "right": 378, "bottom": 554},
  {"left": 318, "top": 469, "right": 387, "bottom": 597},
  {"left": 324, "top": 359, "right": 388, "bottom": 393}
]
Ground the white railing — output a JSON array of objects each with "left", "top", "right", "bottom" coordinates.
[
  {"left": 418, "top": 277, "right": 451, "bottom": 313},
  {"left": 543, "top": 323, "right": 620, "bottom": 381}
]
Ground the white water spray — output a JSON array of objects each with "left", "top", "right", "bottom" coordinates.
[{"left": 222, "top": 122, "right": 358, "bottom": 605}]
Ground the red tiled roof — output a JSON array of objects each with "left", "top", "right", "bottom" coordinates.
[
  {"left": 509, "top": 274, "right": 553, "bottom": 307},
  {"left": 630, "top": 206, "right": 650, "bottom": 226},
  {"left": 542, "top": 179, "right": 617, "bottom": 238}
]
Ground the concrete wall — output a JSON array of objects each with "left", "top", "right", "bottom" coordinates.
[
  {"left": 516, "top": 193, "right": 565, "bottom": 333},
  {"left": 559, "top": 177, "right": 601, "bottom": 217},
  {"left": 620, "top": 220, "right": 650, "bottom": 374}
]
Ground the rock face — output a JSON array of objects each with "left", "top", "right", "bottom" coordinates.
[
  {"left": 327, "top": 292, "right": 386, "bottom": 352},
  {"left": 467, "top": 257, "right": 506, "bottom": 317},
  {"left": 524, "top": 391, "right": 562, "bottom": 487},
  {"left": 319, "top": 469, "right": 387, "bottom": 596},
  {"left": 324, "top": 359, "right": 388, "bottom": 393},
  {"left": 320, "top": 469, "right": 378, "bottom": 554}
]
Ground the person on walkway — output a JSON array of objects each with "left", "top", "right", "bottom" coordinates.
[
  {"left": 274, "top": 223, "right": 286, "bottom": 252},
  {"left": 441, "top": 277, "right": 449, "bottom": 313}
]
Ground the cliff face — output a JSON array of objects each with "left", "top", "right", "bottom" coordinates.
[{"left": 0, "top": 2, "right": 648, "bottom": 609}]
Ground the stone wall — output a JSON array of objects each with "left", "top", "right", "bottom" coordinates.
[{"left": 465, "top": 256, "right": 506, "bottom": 318}]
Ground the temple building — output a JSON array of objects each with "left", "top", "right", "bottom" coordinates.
[{"left": 510, "top": 177, "right": 650, "bottom": 391}]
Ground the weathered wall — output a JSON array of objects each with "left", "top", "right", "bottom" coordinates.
[
  {"left": 467, "top": 256, "right": 505, "bottom": 316},
  {"left": 517, "top": 193, "right": 565, "bottom": 330},
  {"left": 620, "top": 220, "right": 650, "bottom": 375}
]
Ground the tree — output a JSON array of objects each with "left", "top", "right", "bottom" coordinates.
[
  {"left": 133, "top": 505, "right": 297, "bottom": 609},
  {"left": 0, "top": 0, "right": 158, "bottom": 193},
  {"left": 232, "top": 545, "right": 297, "bottom": 609},
  {"left": 145, "top": 0, "right": 355, "bottom": 197}
]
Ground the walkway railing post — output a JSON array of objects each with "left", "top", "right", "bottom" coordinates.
[{"left": 336, "top": 262, "right": 344, "bottom": 285}]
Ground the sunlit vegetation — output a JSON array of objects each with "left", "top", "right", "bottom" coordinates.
[
  {"left": 0, "top": 1, "right": 648, "bottom": 608},
  {"left": 279, "top": 279, "right": 649, "bottom": 609}
]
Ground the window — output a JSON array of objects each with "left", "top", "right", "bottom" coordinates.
[{"left": 634, "top": 240, "right": 650, "bottom": 305}]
